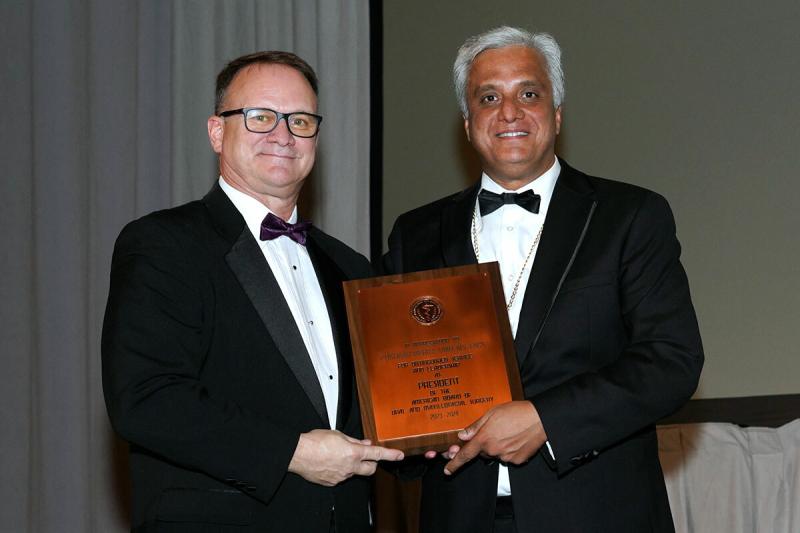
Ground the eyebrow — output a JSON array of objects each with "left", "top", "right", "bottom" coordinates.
[{"left": 473, "top": 79, "right": 543, "bottom": 95}]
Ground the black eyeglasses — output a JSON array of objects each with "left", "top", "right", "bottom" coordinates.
[{"left": 218, "top": 107, "right": 323, "bottom": 138}]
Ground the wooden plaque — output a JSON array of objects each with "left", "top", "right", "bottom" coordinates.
[{"left": 343, "top": 263, "right": 523, "bottom": 456}]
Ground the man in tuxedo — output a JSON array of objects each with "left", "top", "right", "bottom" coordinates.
[
  {"left": 384, "top": 27, "right": 703, "bottom": 532},
  {"left": 102, "top": 51, "right": 403, "bottom": 532}
]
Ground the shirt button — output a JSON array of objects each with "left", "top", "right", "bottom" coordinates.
[
  {"left": 329, "top": 375, "right": 334, "bottom": 380},
  {"left": 309, "top": 320, "right": 314, "bottom": 325},
  {"left": 507, "top": 226, "right": 514, "bottom": 231},
  {"left": 292, "top": 265, "right": 297, "bottom": 270}
]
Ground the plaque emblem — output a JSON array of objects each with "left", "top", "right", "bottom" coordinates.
[{"left": 410, "top": 296, "right": 444, "bottom": 325}]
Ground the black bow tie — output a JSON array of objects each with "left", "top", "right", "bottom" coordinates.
[
  {"left": 478, "top": 189, "right": 541, "bottom": 216},
  {"left": 259, "top": 212, "right": 312, "bottom": 245}
]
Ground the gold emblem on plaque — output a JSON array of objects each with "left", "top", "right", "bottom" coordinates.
[{"left": 410, "top": 296, "right": 444, "bottom": 325}]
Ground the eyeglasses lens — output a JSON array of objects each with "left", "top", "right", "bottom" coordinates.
[{"left": 245, "top": 109, "right": 319, "bottom": 137}]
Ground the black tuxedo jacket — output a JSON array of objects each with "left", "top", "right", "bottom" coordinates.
[
  {"left": 384, "top": 162, "right": 704, "bottom": 533},
  {"left": 102, "top": 183, "right": 372, "bottom": 532}
]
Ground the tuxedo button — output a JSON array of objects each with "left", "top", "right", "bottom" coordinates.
[{"left": 570, "top": 456, "right": 582, "bottom": 466}]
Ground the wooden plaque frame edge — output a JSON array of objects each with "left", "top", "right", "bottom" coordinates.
[{"left": 343, "top": 262, "right": 523, "bottom": 455}]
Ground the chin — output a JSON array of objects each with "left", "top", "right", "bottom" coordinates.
[{"left": 494, "top": 154, "right": 536, "bottom": 168}]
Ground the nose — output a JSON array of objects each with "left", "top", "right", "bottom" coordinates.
[
  {"left": 499, "top": 99, "right": 522, "bottom": 122},
  {"left": 265, "top": 116, "right": 295, "bottom": 146}
]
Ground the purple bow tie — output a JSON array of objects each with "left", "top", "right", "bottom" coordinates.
[{"left": 259, "top": 212, "right": 312, "bottom": 245}]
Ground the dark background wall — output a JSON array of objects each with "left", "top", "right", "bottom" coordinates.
[{"left": 381, "top": 1, "right": 800, "bottom": 399}]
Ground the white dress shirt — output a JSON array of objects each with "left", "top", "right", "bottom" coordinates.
[
  {"left": 472, "top": 158, "right": 561, "bottom": 497},
  {"left": 219, "top": 177, "right": 340, "bottom": 429}
]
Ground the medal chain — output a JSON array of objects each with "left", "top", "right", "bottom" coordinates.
[{"left": 471, "top": 207, "right": 544, "bottom": 311}]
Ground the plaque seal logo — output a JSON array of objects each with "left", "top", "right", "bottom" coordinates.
[{"left": 410, "top": 296, "right": 444, "bottom": 325}]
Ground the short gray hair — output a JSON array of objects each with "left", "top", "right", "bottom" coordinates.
[{"left": 453, "top": 26, "right": 565, "bottom": 117}]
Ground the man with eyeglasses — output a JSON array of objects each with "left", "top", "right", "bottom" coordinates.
[{"left": 102, "top": 51, "right": 403, "bottom": 532}]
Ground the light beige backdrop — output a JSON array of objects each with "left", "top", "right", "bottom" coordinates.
[{"left": 382, "top": 0, "right": 800, "bottom": 399}]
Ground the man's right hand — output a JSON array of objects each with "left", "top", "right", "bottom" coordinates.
[{"left": 288, "top": 429, "right": 404, "bottom": 487}]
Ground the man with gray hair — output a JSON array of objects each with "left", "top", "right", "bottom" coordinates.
[{"left": 384, "top": 26, "right": 703, "bottom": 532}]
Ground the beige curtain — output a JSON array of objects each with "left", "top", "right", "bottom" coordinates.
[{"left": 0, "top": 1, "right": 369, "bottom": 531}]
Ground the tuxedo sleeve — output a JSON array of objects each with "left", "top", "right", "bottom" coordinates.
[
  {"left": 101, "top": 217, "right": 299, "bottom": 504},
  {"left": 532, "top": 192, "right": 703, "bottom": 473}
]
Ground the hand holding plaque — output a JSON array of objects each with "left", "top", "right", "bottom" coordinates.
[{"left": 343, "top": 263, "right": 522, "bottom": 455}]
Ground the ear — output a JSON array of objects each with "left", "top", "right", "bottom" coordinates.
[
  {"left": 207, "top": 115, "right": 225, "bottom": 154},
  {"left": 554, "top": 106, "right": 563, "bottom": 136},
  {"left": 463, "top": 116, "right": 471, "bottom": 142}
]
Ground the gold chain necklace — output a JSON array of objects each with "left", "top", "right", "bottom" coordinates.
[{"left": 471, "top": 207, "right": 544, "bottom": 310}]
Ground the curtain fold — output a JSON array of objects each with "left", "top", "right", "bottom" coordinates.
[
  {"left": 1, "top": 1, "right": 35, "bottom": 530},
  {"left": 1, "top": 1, "right": 369, "bottom": 530}
]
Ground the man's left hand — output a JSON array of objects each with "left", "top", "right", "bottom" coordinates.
[{"left": 444, "top": 401, "right": 547, "bottom": 475}]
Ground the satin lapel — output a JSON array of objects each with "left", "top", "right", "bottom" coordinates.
[
  {"left": 223, "top": 226, "right": 329, "bottom": 426},
  {"left": 514, "top": 166, "right": 597, "bottom": 367},
  {"left": 305, "top": 235, "right": 353, "bottom": 431},
  {"left": 442, "top": 184, "right": 480, "bottom": 267}
]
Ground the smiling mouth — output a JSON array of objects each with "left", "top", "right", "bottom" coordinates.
[
  {"left": 260, "top": 152, "right": 297, "bottom": 159},
  {"left": 496, "top": 131, "right": 528, "bottom": 138}
]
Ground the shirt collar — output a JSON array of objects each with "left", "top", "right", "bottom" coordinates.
[{"left": 218, "top": 176, "right": 298, "bottom": 242}]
